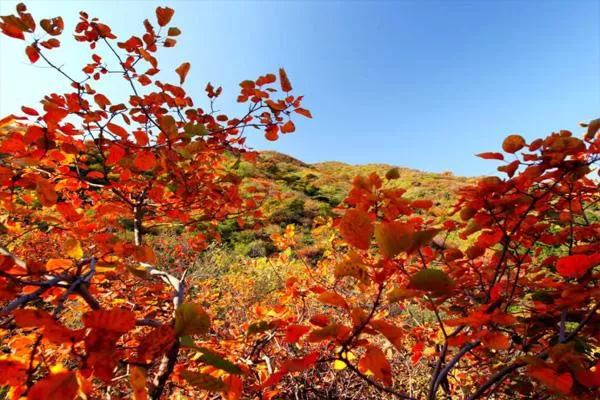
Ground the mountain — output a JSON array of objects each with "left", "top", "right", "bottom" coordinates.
[{"left": 219, "top": 150, "right": 476, "bottom": 257}]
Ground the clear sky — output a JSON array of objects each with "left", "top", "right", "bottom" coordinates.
[{"left": 0, "top": 0, "right": 598, "bottom": 176}]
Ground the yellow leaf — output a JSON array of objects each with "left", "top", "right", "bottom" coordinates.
[
  {"left": 374, "top": 221, "right": 414, "bottom": 258},
  {"left": 64, "top": 238, "right": 83, "bottom": 259},
  {"left": 333, "top": 360, "right": 347, "bottom": 370}
]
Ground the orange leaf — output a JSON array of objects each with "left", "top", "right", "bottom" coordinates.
[
  {"left": 45, "top": 258, "right": 73, "bottom": 272},
  {"left": 156, "top": 6, "right": 175, "bottom": 27},
  {"left": 265, "top": 125, "right": 279, "bottom": 141},
  {"left": 175, "top": 62, "right": 191, "bottom": 84},
  {"left": 281, "top": 120, "right": 295, "bottom": 133},
  {"left": 358, "top": 346, "right": 393, "bottom": 386},
  {"left": 28, "top": 371, "right": 78, "bottom": 400},
  {"left": 482, "top": 331, "right": 511, "bottom": 350},
  {"left": 130, "top": 366, "right": 148, "bottom": 400},
  {"left": 167, "top": 27, "right": 181, "bottom": 36},
  {"left": 338, "top": 209, "right": 373, "bottom": 250},
  {"left": 294, "top": 108, "right": 312, "bottom": 118},
  {"left": 279, "top": 68, "right": 292, "bottom": 92},
  {"left": 318, "top": 291, "right": 348, "bottom": 309},
  {"left": 36, "top": 179, "right": 58, "bottom": 206},
  {"left": 369, "top": 320, "right": 404, "bottom": 350},
  {"left": 82, "top": 309, "right": 136, "bottom": 333},
  {"left": 502, "top": 134, "right": 526, "bottom": 153},
  {"left": 0, "top": 359, "right": 27, "bottom": 386}
]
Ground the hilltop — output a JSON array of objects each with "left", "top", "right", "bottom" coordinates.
[{"left": 218, "top": 150, "right": 476, "bottom": 257}]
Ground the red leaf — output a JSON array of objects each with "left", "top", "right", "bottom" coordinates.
[
  {"left": 25, "top": 45, "right": 39, "bottom": 63},
  {"left": 39, "top": 38, "right": 60, "bottom": 49},
  {"left": 281, "top": 352, "right": 319, "bottom": 372},
  {"left": 1, "top": 15, "right": 31, "bottom": 38},
  {"left": 411, "top": 199, "right": 433, "bottom": 209},
  {"left": 56, "top": 202, "right": 82, "bottom": 222},
  {"left": 40, "top": 17, "right": 64, "bottom": 36},
  {"left": 106, "top": 144, "right": 125, "bottom": 165},
  {"left": 556, "top": 254, "right": 600, "bottom": 279},
  {"left": 134, "top": 151, "right": 157, "bottom": 171},
  {"left": 309, "top": 314, "right": 330, "bottom": 327},
  {"left": 284, "top": 325, "right": 311, "bottom": 343},
  {"left": 21, "top": 106, "right": 38, "bottom": 116},
  {"left": 94, "top": 93, "right": 111, "bottom": 109},
  {"left": 476, "top": 152, "right": 504, "bottom": 160},
  {"left": 13, "top": 309, "right": 55, "bottom": 329},
  {"left": 529, "top": 366, "right": 573, "bottom": 395},
  {"left": 106, "top": 123, "right": 128, "bottom": 139},
  {"left": 279, "top": 68, "right": 292, "bottom": 92},
  {"left": 156, "top": 7, "right": 175, "bottom": 27}
]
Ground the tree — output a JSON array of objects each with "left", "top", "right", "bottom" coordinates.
[
  {"left": 249, "top": 126, "right": 599, "bottom": 399},
  {"left": 0, "top": 3, "right": 309, "bottom": 399}
]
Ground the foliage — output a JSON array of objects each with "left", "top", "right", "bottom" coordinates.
[{"left": 1, "top": 3, "right": 599, "bottom": 400}]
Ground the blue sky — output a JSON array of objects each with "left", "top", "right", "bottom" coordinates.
[{"left": 0, "top": 0, "right": 598, "bottom": 176}]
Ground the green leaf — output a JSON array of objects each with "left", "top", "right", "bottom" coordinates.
[
  {"left": 195, "top": 347, "right": 242, "bottom": 374},
  {"left": 247, "top": 320, "right": 274, "bottom": 335},
  {"left": 184, "top": 122, "right": 208, "bottom": 138},
  {"left": 408, "top": 269, "right": 455, "bottom": 294},
  {"left": 180, "top": 370, "right": 226, "bottom": 392},
  {"left": 175, "top": 303, "right": 210, "bottom": 337},
  {"left": 179, "top": 335, "right": 196, "bottom": 348}
]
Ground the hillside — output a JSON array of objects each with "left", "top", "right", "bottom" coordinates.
[{"left": 218, "top": 150, "right": 476, "bottom": 257}]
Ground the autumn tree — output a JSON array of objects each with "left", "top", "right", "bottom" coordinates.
[
  {"left": 0, "top": 3, "right": 309, "bottom": 399},
  {"left": 237, "top": 125, "right": 599, "bottom": 399}
]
